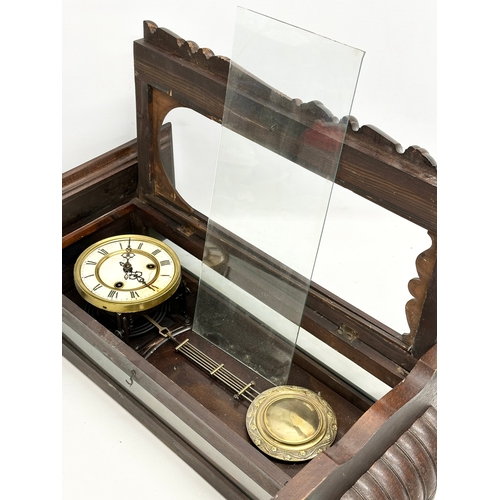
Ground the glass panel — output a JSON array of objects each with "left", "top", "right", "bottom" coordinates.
[{"left": 193, "top": 8, "right": 364, "bottom": 385}]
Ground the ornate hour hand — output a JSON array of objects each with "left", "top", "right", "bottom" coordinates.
[
  {"left": 119, "top": 244, "right": 158, "bottom": 290},
  {"left": 120, "top": 246, "right": 135, "bottom": 275},
  {"left": 126, "top": 269, "right": 143, "bottom": 281}
]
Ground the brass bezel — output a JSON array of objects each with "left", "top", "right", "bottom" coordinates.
[
  {"left": 246, "top": 385, "right": 337, "bottom": 462},
  {"left": 74, "top": 234, "right": 182, "bottom": 313}
]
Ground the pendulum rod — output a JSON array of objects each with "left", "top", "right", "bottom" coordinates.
[
  {"left": 137, "top": 323, "right": 192, "bottom": 359},
  {"left": 144, "top": 315, "right": 260, "bottom": 403},
  {"left": 177, "top": 340, "right": 260, "bottom": 402}
]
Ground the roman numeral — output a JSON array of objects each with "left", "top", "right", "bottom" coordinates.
[
  {"left": 152, "top": 249, "right": 161, "bottom": 256},
  {"left": 108, "top": 290, "right": 118, "bottom": 299},
  {"left": 160, "top": 260, "right": 170, "bottom": 266},
  {"left": 130, "top": 291, "right": 140, "bottom": 299},
  {"left": 86, "top": 260, "right": 97, "bottom": 265},
  {"left": 93, "top": 284, "right": 103, "bottom": 291},
  {"left": 97, "top": 248, "right": 108, "bottom": 255},
  {"left": 138, "top": 242, "right": 143, "bottom": 249}
]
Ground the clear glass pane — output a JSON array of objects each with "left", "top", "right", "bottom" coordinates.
[{"left": 193, "top": 8, "right": 364, "bottom": 385}]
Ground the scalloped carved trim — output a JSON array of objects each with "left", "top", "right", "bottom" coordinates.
[
  {"left": 143, "top": 20, "right": 230, "bottom": 78},
  {"left": 141, "top": 21, "right": 437, "bottom": 175},
  {"left": 340, "top": 407, "right": 437, "bottom": 500},
  {"left": 405, "top": 232, "right": 437, "bottom": 341},
  {"left": 346, "top": 118, "right": 437, "bottom": 178}
]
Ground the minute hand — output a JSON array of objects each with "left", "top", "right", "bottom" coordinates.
[{"left": 128, "top": 271, "right": 158, "bottom": 291}]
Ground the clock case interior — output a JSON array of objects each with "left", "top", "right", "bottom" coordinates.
[{"left": 62, "top": 21, "right": 437, "bottom": 500}]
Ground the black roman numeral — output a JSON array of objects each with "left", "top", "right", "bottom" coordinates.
[
  {"left": 108, "top": 290, "right": 118, "bottom": 299},
  {"left": 97, "top": 248, "right": 108, "bottom": 256},
  {"left": 152, "top": 249, "right": 161, "bottom": 256},
  {"left": 160, "top": 260, "right": 170, "bottom": 266},
  {"left": 130, "top": 291, "right": 140, "bottom": 299}
]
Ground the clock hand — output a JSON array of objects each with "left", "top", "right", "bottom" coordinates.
[
  {"left": 126, "top": 269, "right": 159, "bottom": 291},
  {"left": 120, "top": 246, "right": 156, "bottom": 288},
  {"left": 120, "top": 246, "right": 135, "bottom": 275}
]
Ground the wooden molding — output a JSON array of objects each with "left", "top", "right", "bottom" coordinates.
[
  {"left": 339, "top": 406, "right": 437, "bottom": 500},
  {"left": 405, "top": 231, "right": 437, "bottom": 345}
]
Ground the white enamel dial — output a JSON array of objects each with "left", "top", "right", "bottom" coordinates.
[{"left": 74, "top": 234, "right": 181, "bottom": 313}]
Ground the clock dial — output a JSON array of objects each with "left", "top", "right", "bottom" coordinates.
[{"left": 74, "top": 235, "right": 181, "bottom": 313}]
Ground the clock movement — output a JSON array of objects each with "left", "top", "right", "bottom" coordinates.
[{"left": 62, "top": 13, "right": 437, "bottom": 500}]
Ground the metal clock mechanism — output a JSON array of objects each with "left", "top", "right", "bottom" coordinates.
[{"left": 74, "top": 233, "right": 337, "bottom": 462}]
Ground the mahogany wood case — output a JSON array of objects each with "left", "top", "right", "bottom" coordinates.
[{"left": 62, "top": 21, "right": 437, "bottom": 500}]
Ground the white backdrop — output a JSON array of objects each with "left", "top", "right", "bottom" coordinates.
[{"left": 62, "top": 2, "right": 438, "bottom": 499}]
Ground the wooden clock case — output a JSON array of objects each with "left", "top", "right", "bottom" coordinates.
[{"left": 62, "top": 21, "right": 437, "bottom": 500}]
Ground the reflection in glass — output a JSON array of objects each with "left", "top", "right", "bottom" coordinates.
[{"left": 193, "top": 8, "right": 364, "bottom": 385}]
